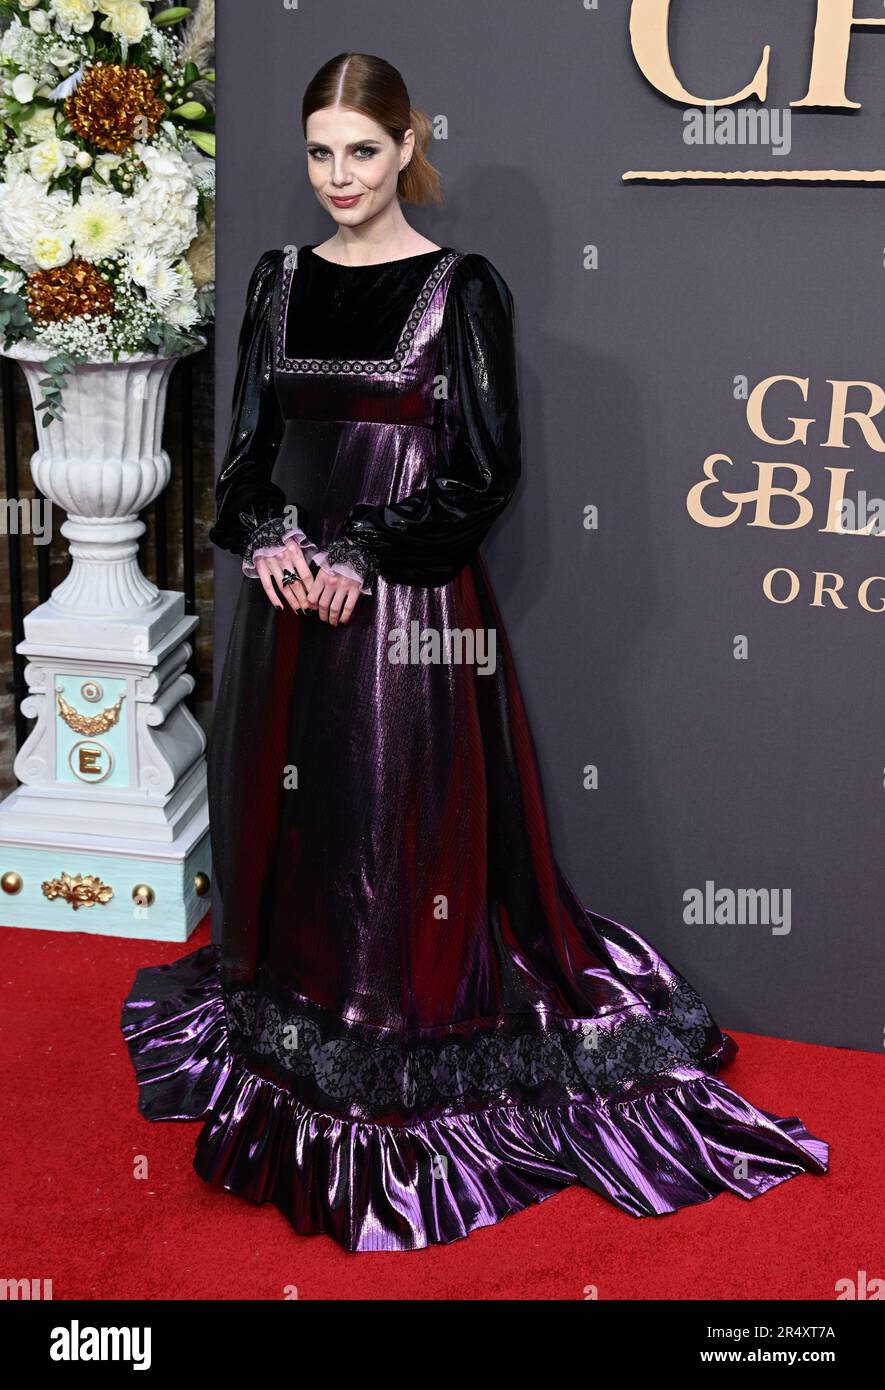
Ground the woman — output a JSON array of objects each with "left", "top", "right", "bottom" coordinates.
[{"left": 121, "top": 53, "right": 828, "bottom": 1253}]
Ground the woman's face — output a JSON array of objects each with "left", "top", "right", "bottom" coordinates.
[{"left": 305, "top": 106, "right": 413, "bottom": 227}]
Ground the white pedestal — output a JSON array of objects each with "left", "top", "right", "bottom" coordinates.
[{"left": 0, "top": 344, "right": 212, "bottom": 941}]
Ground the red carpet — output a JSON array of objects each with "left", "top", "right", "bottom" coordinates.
[{"left": 0, "top": 920, "right": 878, "bottom": 1301}]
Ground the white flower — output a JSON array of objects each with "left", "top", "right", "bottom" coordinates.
[
  {"left": 29, "top": 9, "right": 51, "bottom": 34},
  {"left": 29, "top": 138, "right": 77, "bottom": 183},
  {"left": 134, "top": 142, "right": 199, "bottom": 199},
  {"left": 166, "top": 294, "right": 200, "bottom": 330},
  {"left": 1, "top": 20, "right": 40, "bottom": 76},
  {"left": 93, "top": 152, "right": 123, "bottom": 182},
  {"left": 66, "top": 189, "right": 130, "bottom": 258},
  {"left": 75, "top": 151, "right": 92, "bottom": 170},
  {"left": 0, "top": 267, "right": 26, "bottom": 295},
  {"left": 12, "top": 74, "right": 38, "bottom": 105},
  {"left": 127, "top": 141, "right": 199, "bottom": 259},
  {"left": 48, "top": 44, "right": 80, "bottom": 70},
  {"left": 20, "top": 107, "right": 58, "bottom": 144},
  {"left": 125, "top": 249, "right": 183, "bottom": 309},
  {"left": 0, "top": 172, "right": 73, "bottom": 272},
  {"left": 33, "top": 232, "right": 73, "bottom": 269},
  {"left": 19, "top": 0, "right": 42, "bottom": 9},
  {"left": 98, "top": 0, "right": 150, "bottom": 45},
  {"left": 51, "top": 0, "right": 98, "bottom": 34}
]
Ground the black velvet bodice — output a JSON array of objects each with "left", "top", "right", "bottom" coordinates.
[{"left": 209, "top": 241, "right": 523, "bottom": 586}]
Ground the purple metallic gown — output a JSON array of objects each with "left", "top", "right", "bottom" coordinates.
[{"left": 120, "top": 244, "right": 828, "bottom": 1252}]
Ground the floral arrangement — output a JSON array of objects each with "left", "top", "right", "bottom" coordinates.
[{"left": 0, "top": 0, "right": 215, "bottom": 421}]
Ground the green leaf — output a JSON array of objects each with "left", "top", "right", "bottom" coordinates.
[
  {"left": 184, "top": 62, "right": 200, "bottom": 85},
  {"left": 184, "top": 129, "right": 215, "bottom": 157},
  {"left": 152, "top": 6, "right": 193, "bottom": 25},
  {"left": 172, "top": 101, "right": 206, "bottom": 120}
]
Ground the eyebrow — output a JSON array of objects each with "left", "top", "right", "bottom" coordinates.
[{"left": 305, "top": 139, "right": 382, "bottom": 149}]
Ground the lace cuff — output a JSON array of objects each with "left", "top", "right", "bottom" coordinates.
[
  {"left": 240, "top": 510, "right": 318, "bottom": 579},
  {"left": 318, "top": 536, "right": 377, "bottom": 594}
]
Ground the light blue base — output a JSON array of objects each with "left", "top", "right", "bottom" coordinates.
[{"left": 0, "top": 825, "right": 212, "bottom": 941}]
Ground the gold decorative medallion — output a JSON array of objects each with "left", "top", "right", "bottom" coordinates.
[{"left": 42, "top": 872, "right": 114, "bottom": 911}]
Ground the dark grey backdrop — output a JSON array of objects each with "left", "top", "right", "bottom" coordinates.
[{"left": 214, "top": 0, "right": 885, "bottom": 1052}]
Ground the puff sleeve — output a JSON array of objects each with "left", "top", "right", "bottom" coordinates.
[
  {"left": 208, "top": 248, "right": 299, "bottom": 566},
  {"left": 324, "top": 253, "right": 522, "bottom": 587}
]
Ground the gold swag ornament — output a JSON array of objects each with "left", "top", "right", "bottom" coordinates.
[
  {"left": 64, "top": 61, "right": 165, "bottom": 154},
  {"left": 27, "top": 260, "right": 115, "bottom": 325},
  {"left": 55, "top": 686, "right": 124, "bottom": 735}
]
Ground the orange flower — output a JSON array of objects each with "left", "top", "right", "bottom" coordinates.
[
  {"left": 28, "top": 259, "right": 114, "bottom": 324},
  {"left": 64, "top": 62, "right": 165, "bottom": 154}
]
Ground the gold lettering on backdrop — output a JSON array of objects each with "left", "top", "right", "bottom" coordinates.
[
  {"left": 629, "top": 0, "right": 770, "bottom": 106},
  {"left": 625, "top": 0, "right": 885, "bottom": 182},
  {"left": 794, "top": 0, "right": 885, "bottom": 108},
  {"left": 687, "top": 377, "right": 885, "bottom": 610}
]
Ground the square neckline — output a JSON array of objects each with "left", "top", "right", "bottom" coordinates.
[{"left": 276, "top": 246, "right": 461, "bottom": 375}]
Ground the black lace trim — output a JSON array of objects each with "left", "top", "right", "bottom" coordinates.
[
  {"left": 239, "top": 509, "right": 288, "bottom": 564},
  {"left": 223, "top": 978, "right": 720, "bottom": 1114},
  {"left": 324, "top": 535, "right": 377, "bottom": 584}
]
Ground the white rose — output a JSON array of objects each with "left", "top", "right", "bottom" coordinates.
[
  {"left": 29, "top": 138, "right": 76, "bottom": 183},
  {"left": 12, "top": 74, "right": 37, "bottom": 104},
  {"left": 0, "top": 267, "right": 27, "bottom": 295},
  {"left": 33, "top": 232, "right": 73, "bottom": 269},
  {"left": 100, "top": 0, "right": 150, "bottom": 45},
  {"left": 29, "top": 9, "right": 51, "bottom": 34},
  {"left": 19, "top": 0, "right": 41, "bottom": 9}
]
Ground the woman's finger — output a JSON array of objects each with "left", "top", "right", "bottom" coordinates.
[
  {"left": 265, "top": 555, "right": 306, "bottom": 613},
  {"left": 338, "top": 586, "right": 360, "bottom": 625},
  {"left": 306, "top": 571, "right": 327, "bottom": 609},
  {"left": 328, "top": 586, "right": 348, "bottom": 626},
  {"left": 283, "top": 539, "right": 315, "bottom": 590},
  {"left": 316, "top": 578, "right": 334, "bottom": 623},
  {"left": 255, "top": 555, "right": 284, "bottom": 609}
]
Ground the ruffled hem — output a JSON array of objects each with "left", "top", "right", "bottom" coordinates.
[{"left": 120, "top": 944, "right": 829, "bottom": 1253}]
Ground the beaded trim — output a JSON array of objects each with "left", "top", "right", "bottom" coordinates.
[{"left": 275, "top": 247, "right": 461, "bottom": 375}]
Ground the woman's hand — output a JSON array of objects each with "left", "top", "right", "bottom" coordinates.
[
  {"left": 306, "top": 566, "right": 363, "bottom": 625},
  {"left": 254, "top": 538, "right": 314, "bottom": 613}
]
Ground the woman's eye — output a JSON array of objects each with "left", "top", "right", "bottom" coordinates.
[{"left": 307, "top": 147, "right": 377, "bottom": 161}]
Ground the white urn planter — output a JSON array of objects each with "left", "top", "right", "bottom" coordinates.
[{"left": 0, "top": 342, "right": 212, "bottom": 941}]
